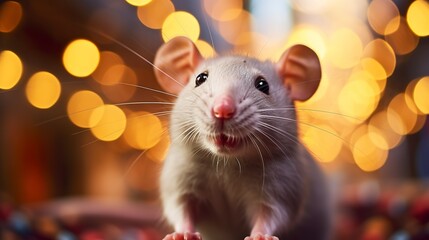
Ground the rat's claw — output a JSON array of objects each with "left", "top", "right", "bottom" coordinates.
[
  {"left": 244, "top": 233, "right": 279, "bottom": 240},
  {"left": 163, "top": 232, "right": 202, "bottom": 240}
]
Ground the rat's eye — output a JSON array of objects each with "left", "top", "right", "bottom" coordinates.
[
  {"left": 254, "top": 76, "right": 269, "bottom": 95},
  {"left": 195, "top": 71, "right": 208, "bottom": 87}
]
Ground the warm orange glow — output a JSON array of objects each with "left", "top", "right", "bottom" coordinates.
[
  {"left": 137, "top": 0, "right": 174, "bottom": 29},
  {"left": 0, "top": 50, "right": 22, "bottom": 90},
  {"left": 367, "top": 0, "right": 400, "bottom": 35},
  {"left": 195, "top": 40, "right": 216, "bottom": 58},
  {"left": 25, "top": 71, "right": 61, "bottom": 109},
  {"left": 67, "top": 90, "right": 104, "bottom": 128},
  {"left": 217, "top": 10, "right": 253, "bottom": 46},
  {"left": 203, "top": 0, "right": 243, "bottom": 21},
  {"left": 385, "top": 17, "right": 419, "bottom": 55},
  {"left": 90, "top": 105, "right": 127, "bottom": 141},
  {"left": 0, "top": 1, "right": 22, "bottom": 33},
  {"left": 125, "top": 0, "right": 151, "bottom": 7},
  {"left": 63, "top": 39, "right": 100, "bottom": 77},
  {"left": 369, "top": 110, "right": 403, "bottom": 149},
  {"left": 124, "top": 111, "right": 163, "bottom": 150},
  {"left": 387, "top": 93, "right": 418, "bottom": 135},
  {"left": 413, "top": 77, "right": 429, "bottom": 114},
  {"left": 327, "top": 28, "right": 363, "bottom": 69},
  {"left": 162, "top": 11, "right": 200, "bottom": 42},
  {"left": 353, "top": 133, "right": 388, "bottom": 172},
  {"left": 362, "top": 39, "right": 396, "bottom": 78},
  {"left": 92, "top": 51, "right": 124, "bottom": 85},
  {"left": 282, "top": 25, "right": 326, "bottom": 60},
  {"left": 147, "top": 133, "right": 170, "bottom": 163},
  {"left": 100, "top": 65, "right": 137, "bottom": 103},
  {"left": 300, "top": 124, "right": 342, "bottom": 163},
  {"left": 338, "top": 79, "right": 379, "bottom": 123},
  {"left": 407, "top": 0, "right": 429, "bottom": 36}
]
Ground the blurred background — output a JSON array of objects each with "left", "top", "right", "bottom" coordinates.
[{"left": 1, "top": 0, "right": 429, "bottom": 239}]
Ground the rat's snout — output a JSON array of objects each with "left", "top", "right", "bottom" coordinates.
[{"left": 212, "top": 95, "right": 236, "bottom": 119}]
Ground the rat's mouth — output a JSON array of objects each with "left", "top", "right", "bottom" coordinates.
[{"left": 213, "top": 133, "right": 242, "bottom": 150}]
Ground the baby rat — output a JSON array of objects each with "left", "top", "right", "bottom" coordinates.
[{"left": 153, "top": 36, "right": 331, "bottom": 240}]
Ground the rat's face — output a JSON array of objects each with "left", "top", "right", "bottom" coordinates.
[
  {"left": 154, "top": 37, "right": 321, "bottom": 157},
  {"left": 175, "top": 56, "right": 292, "bottom": 156}
]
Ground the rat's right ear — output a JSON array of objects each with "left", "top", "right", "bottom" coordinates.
[{"left": 154, "top": 37, "right": 203, "bottom": 94}]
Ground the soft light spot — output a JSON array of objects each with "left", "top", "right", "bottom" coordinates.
[
  {"left": 203, "top": 0, "right": 243, "bottom": 21},
  {"left": 369, "top": 110, "right": 403, "bottom": 149},
  {"left": 25, "top": 71, "right": 61, "bottom": 109},
  {"left": 353, "top": 133, "right": 388, "bottom": 172},
  {"left": 100, "top": 65, "right": 137, "bottom": 103},
  {"left": 147, "top": 133, "right": 170, "bottom": 163},
  {"left": 367, "top": 0, "right": 400, "bottom": 35},
  {"left": 413, "top": 77, "right": 429, "bottom": 114},
  {"left": 125, "top": 0, "right": 151, "bottom": 7},
  {"left": 217, "top": 10, "right": 253, "bottom": 46},
  {"left": 300, "top": 124, "right": 342, "bottom": 163},
  {"left": 92, "top": 51, "right": 124, "bottom": 85},
  {"left": 360, "top": 58, "right": 387, "bottom": 80},
  {"left": 289, "top": 0, "right": 329, "bottom": 14},
  {"left": 362, "top": 39, "right": 396, "bottom": 78},
  {"left": 195, "top": 40, "right": 216, "bottom": 58},
  {"left": 0, "top": 50, "right": 22, "bottom": 90},
  {"left": 162, "top": 11, "right": 200, "bottom": 42},
  {"left": 407, "top": 0, "right": 429, "bottom": 37},
  {"left": 327, "top": 28, "right": 363, "bottom": 69},
  {"left": 385, "top": 17, "right": 419, "bottom": 55},
  {"left": 388, "top": 93, "right": 418, "bottom": 135},
  {"left": 90, "top": 105, "right": 126, "bottom": 141},
  {"left": 63, "top": 39, "right": 100, "bottom": 77},
  {"left": 338, "top": 80, "right": 379, "bottom": 123},
  {"left": 67, "top": 90, "right": 104, "bottom": 128},
  {"left": 124, "top": 111, "right": 163, "bottom": 150},
  {"left": 137, "top": 0, "right": 174, "bottom": 29},
  {"left": 0, "top": 1, "right": 22, "bottom": 33},
  {"left": 281, "top": 25, "right": 326, "bottom": 60},
  {"left": 368, "top": 129, "right": 389, "bottom": 150}
]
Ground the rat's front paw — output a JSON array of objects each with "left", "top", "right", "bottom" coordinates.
[
  {"left": 244, "top": 233, "right": 279, "bottom": 240},
  {"left": 163, "top": 232, "right": 202, "bottom": 240}
]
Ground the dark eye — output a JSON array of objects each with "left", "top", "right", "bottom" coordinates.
[
  {"left": 195, "top": 71, "right": 208, "bottom": 87},
  {"left": 254, "top": 76, "right": 269, "bottom": 95}
]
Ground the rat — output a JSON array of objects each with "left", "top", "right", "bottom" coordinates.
[{"left": 153, "top": 36, "right": 331, "bottom": 240}]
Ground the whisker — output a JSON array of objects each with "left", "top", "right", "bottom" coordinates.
[
  {"left": 123, "top": 149, "right": 148, "bottom": 178},
  {"left": 257, "top": 107, "right": 362, "bottom": 121},
  {"left": 117, "top": 82, "right": 178, "bottom": 98},
  {"left": 249, "top": 133, "right": 265, "bottom": 194}
]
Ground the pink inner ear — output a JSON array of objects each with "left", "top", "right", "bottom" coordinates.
[
  {"left": 153, "top": 37, "right": 203, "bottom": 94},
  {"left": 276, "top": 45, "right": 321, "bottom": 101}
]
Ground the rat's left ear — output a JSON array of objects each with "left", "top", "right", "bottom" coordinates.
[{"left": 276, "top": 45, "right": 321, "bottom": 101}]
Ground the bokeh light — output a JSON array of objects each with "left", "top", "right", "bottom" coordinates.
[
  {"left": 385, "top": 17, "right": 419, "bottom": 55},
  {"left": 123, "top": 111, "right": 163, "bottom": 150},
  {"left": 362, "top": 39, "right": 396, "bottom": 78},
  {"left": 367, "top": 0, "right": 400, "bottom": 35},
  {"left": 25, "top": 71, "right": 61, "bottom": 109},
  {"left": 203, "top": 0, "right": 243, "bottom": 21},
  {"left": 0, "top": 50, "right": 22, "bottom": 90},
  {"left": 387, "top": 93, "right": 418, "bottom": 135},
  {"left": 282, "top": 24, "right": 326, "bottom": 60},
  {"left": 161, "top": 11, "right": 200, "bottom": 42},
  {"left": 413, "top": 77, "right": 429, "bottom": 114},
  {"left": 338, "top": 79, "right": 379, "bottom": 123},
  {"left": 146, "top": 133, "right": 170, "bottom": 163},
  {"left": 369, "top": 110, "right": 403, "bottom": 150},
  {"left": 353, "top": 133, "right": 388, "bottom": 172},
  {"left": 125, "top": 0, "right": 151, "bottom": 7},
  {"left": 100, "top": 65, "right": 138, "bottom": 103},
  {"left": 327, "top": 28, "right": 363, "bottom": 69},
  {"left": 63, "top": 39, "right": 100, "bottom": 77},
  {"left": 0, "top": 1, "right": 22, "bottom": 33},
  {"left": 195, "top": 40, "right": 216, "bottom": 58},
  {"left": 217, "top": 10, "right": 253, "bottom": 46},
  {"left": 300, "top": 124, "right": 342, "bottom": 163},
  {"left": 67, "top": 90, "right": 104, "bottom": 128},
  {"left": 92, "top": 51, "right": 124, "bottom": 85},
  {"left": 406, "top": 0, "right": 429, "bottom": 37},
  {"left": 90, "top": 104, "right": 127, "bottom": 141},
  {"left": 137, "top": 0, "right": 174, "bottom": 29}
]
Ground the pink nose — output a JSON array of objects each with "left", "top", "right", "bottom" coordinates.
[{"left": 213, "top": 95, "right": 236, "bottom": 119}]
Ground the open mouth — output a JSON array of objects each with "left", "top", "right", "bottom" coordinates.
[{"left": 213, "top": 133, "right": 242, "bottom": 150}]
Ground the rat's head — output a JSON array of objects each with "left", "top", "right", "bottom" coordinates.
[{"left": 154, "top": 37, "right": 321, "bottom": 157}]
